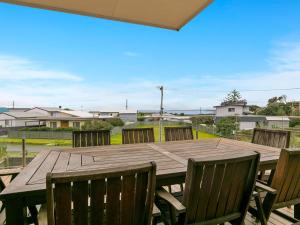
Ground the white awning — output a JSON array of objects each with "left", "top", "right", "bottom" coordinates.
[{"left": 1, "top": 0, "right": 213, "bottom": 30}]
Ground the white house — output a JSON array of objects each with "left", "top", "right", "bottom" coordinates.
[
  {"left": 25, "top": 107, "right": 66, "bottom": 117},
  {"left": 215, "top": 101, "right": 251, "bottom": 117},
  {"left": 39, "top": 110, "right": 110, "bottom": 129},
  {"left": 89, "top": 109, "right": 137, "bottom": 123},
  {"left": 0, "top": 111, "right": 44, "bottom": 128},
  {"left": 215, "top": 115, "right": 290, "bottom": 130}
]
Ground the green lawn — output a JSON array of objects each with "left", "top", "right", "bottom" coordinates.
[
  {"left": 0, "top": 124, "right": 217, "bottom": 147},
  {"left": 0, "top": 137, "right": 72, "bottom": 146},
  {"left": 111, "top": 124, "right": 217, "bottom": 145}
]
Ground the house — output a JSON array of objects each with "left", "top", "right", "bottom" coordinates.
[
  {"left": 118, "top": 109, "right": 137, "bottom": 123},
  {"left": 264, "top": 116, "right": 290, "bottom": 129},
  {"left": 25, "top": 107, "right": 66, "bottom": 117},
  {"left": 0, "top": 111, "right": 44, "bottom": 128},
  {"left": 215, "top": 101, "right": 251, "bottom": 117},
  {"left": 215, "top": 115, "right": 290, "bottom": 130},
  {"left": 89, "top": 109, "right": 137, "bottom": 123},
  {"left": 39, "top": 110, "right": 110, "bottom": 129}
]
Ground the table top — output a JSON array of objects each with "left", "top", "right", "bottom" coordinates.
[{"left": 0, "top": 138, "right": 281, "bottom": 199}]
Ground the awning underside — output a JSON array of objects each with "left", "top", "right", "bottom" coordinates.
[{"left": 1, "top": 0, "right": 213, "bottom": 30}]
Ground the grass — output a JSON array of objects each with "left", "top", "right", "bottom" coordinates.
[
  {"left": 0, "top": 137, "right": 72, "bottom": 146},
  {"left": 0, "top": 124, "right": 217, "bottom": 147},
  {"left": 111, "top": 124, "right": 217, "bottom": 145}
]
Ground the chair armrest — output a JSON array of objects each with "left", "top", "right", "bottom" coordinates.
[
  {"left": 156, "top": 189, "right": 186, "bottom": 213},
  {"left": 152, "top": 203, "right": 161, "bottom": 217},
  {"left": 255, "top": 181, "right": 277, "bottom": 194}
]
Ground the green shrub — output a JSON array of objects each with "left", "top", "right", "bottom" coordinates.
[
  {"left": 290, "top": 118, "right": 300, "bottom": 128},
  {"left": 106, "top": 118, "right": 124, "bottom": 127},
  {"left": 191, "top": 116, "right": 214, "bottom": 126},
  {"left": 19, "top": 127, "right": 79, "bottom": 131},
  {"left": 0, "top": 145, "right": 7, "bottom": 159},
  {"left": 81, "top": 120, "right": 113, "bottom": 131},
  {"left": 216, "top": 117, "right": 239, "bottom": 137}
]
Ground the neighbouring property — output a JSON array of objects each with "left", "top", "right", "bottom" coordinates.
[
  {"left": 0, "top": 106, "right": 135, "bottom": 129},
  {"left": 215, "top": 115, "right": 290, "bottom": 130},
  {"left": 215, "top": 100, "right": 251, "bottom": 117},
  {"left": 90, "top": 109, "right": 137, "bottom": 123},
  {"left": 0, "top": 111, "right": 44, "bottom": 128}
]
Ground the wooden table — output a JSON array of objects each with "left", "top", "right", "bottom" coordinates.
[{"left": 0, "top": 138, "right": 282, "bottom": 225}]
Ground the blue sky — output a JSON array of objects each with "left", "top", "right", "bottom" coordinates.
[{"left": 0, "top": 0, "right": 300, "bottom": 110}]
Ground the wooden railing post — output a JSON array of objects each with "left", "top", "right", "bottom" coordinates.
[{"left": 22, "top": 138, "right": 26, "bottom": 167}]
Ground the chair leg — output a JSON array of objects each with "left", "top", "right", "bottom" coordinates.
[
  {"left": 254, "top": 194, "right": 267, "bottom": 225},
  {"left": 28, "top": 205, "right": 39, "bottom": 225},
  {"left": 294, "top": 204, "right": 300, "bottom": 220}
]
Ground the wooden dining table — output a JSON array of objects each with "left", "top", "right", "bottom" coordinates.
[{"left": 0, "top": 138, "right": 282, "bottom": 225}]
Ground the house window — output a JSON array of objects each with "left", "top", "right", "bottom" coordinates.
[
  {"left": 5, "top": 120, "right": 10, "bottom": 126},
  {"left": 50, "top": 122, "right": 57, "bottom": 128},
  {"left": 73, "top": 122, "right": 80, "bottom": 129},
  {"left": 228, "top": 108, "right": 235, "bottom": 112}
]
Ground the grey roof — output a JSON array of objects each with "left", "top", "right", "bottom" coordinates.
[
  {"left": 2, "top": 111, "right": 45, "bottom": 119},
  {"left": 27, "top": 107, "right": 62, "bottom": 112}
]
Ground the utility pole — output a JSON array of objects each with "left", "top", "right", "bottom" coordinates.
[
  {"left": 126, "top": 99, "right": 128, "bottom": 110},
  {"left": 157, "top": 86, "right": 164, "bottom": 142}
]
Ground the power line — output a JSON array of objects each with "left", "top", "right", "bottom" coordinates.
[{"left": 166, "top": 87, "right": 300, "bottom": 93}]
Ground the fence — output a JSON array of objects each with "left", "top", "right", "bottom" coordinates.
[{"left": 8, "top": 130, "right": 72, "bottom": 139}]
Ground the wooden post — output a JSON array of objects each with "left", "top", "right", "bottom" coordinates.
[
  {"left": 22, "top": 138, "right": 26, "bottom": 167},
  {"left": 196, "top": 120, "right": 199, "bottom": 140}
]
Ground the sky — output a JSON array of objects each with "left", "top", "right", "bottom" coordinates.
[{"left": 0, "top": 0, "right": 300, "bottom": 110}]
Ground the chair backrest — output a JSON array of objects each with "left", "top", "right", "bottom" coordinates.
[
  {"left": 183, "top": 152, "right": 260, "bottom": 225},
  {"left": 46, "top": 162, "right": 156, "bottom": 225},
  {"left": 252, "top": 128, "right": 290, "bottom": 148},
  {"left": 164, "top": 126, "right": 193, "bottom": 142},
  {"left": 270, "top": 148, "right": 300, "bottom": 207},
  {"left": 122, "top": 128, "right": 155, "bottom": 144},
  {"left": 72, "top": 130, "right": 110, "bottom": 147}
]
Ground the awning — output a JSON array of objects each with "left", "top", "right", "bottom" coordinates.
[{"left": 0, "top": 0, "right": 213, "bottom": 30}]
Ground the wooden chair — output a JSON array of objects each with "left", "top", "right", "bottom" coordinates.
[
  {"left": 164, "top": 126, "right": 193, "bottom": 194},
  {"left": 156, "top": 152, "right": 260, "bottom": 225},
  {"left": 72, "top": 130, "right": 110, "bottom": 147},
  {"left": 252, "top": 128, "right": 291, "bottom": 149},
  {"left": 249, "top": 148, "right": 300, "bottom": 225},
  {"left": 164, "top": 127, "right": 193, "bottom": 142},
  {"left": 46, "top": 162, "right": 158, "bottom": 225},
  {"left": 122, "top": 128, "right": 155, "bottom": 144},
  {"left": 252, "top": 128, "right": 291, "bottom": 183},
  {"left": 0, "top": 167, "right": 39, "bottom": 225}
]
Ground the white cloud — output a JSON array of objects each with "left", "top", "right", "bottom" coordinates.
[
  {"left": 0, "top": 55, "right": 82, "bottom": 81},
  {"left": 0, "top": 41, "right": 300, "bottom": 110}
]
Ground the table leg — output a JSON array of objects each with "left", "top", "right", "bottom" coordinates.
[
  {"left": 295, "top": 203, "right": 300, "bottom": 220},
  {"left": 5, "top": 198, "right": 25, "bottom": 225}
]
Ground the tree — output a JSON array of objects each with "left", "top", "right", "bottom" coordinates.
[
  {"left": 216, "top": 117, "right": 238, "bottom": 137},
  {"left": 191, "top": 116, "right": 214, "bottom": 126},
  {"left": 224, "top": 89, "right": 242, "bottom": 103},
  {"left": 249, "top": 105, "right": 261, "bottom": 113},
  {"left": 257, "top": 95, "right": 292, "bottom": 116}
]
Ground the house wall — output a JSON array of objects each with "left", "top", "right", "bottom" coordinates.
[
  {"left": 239, "top": 122, "right": 256, "bottom": 130},
  {"left": 0, "top": 114, "right": 14, "bottom": 127},
  {"left": 266, "top": 121, "right": 289, "bottom": 129},
  {"left": 215, "top": 106, "right": 246, "bottom": 117},
  {"left": 119, "top": 113, "right": 137, "bottom": 122},
  {"left": 46, "top": 120, "right": 85, "bottom": 128}
]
